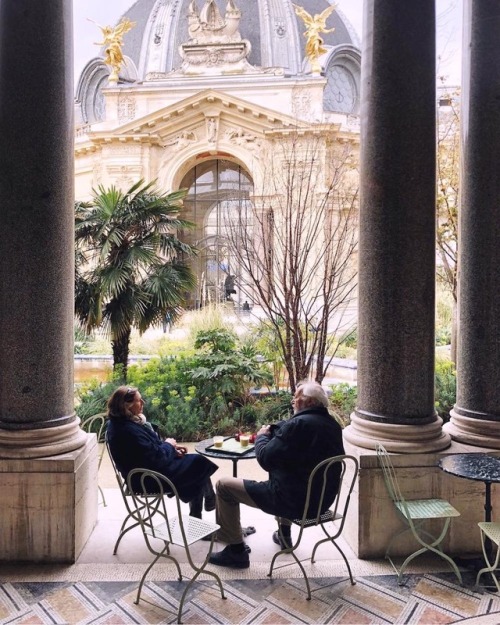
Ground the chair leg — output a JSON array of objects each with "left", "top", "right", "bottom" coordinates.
[
  {"left": 476, "top": 531, "right": 500, "bottom": 592},
  {"left": 267, "top": 544, "right": 312, "bottom": 600},
  {"left": 135, "top": 549, "right": 168, "bottom": 605},
  {"left": 311, "top": 525, "right": 355, "bottom": 586},
  {"left": 113, "top": 517, "right": 141, "bottom": 555},
  {"left": 183, "top": 540, "right": 226, "bottom": 603},
  {"left": 98, "top": 484, "right": 107, "bottom": 507},
  {"left": 177, "top": 560, "right": 226, "bottom": 623},
  {"left": 388, "top": 519, "right": 462, "bottom": 586}
]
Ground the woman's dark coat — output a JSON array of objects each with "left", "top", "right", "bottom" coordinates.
[
  {"left": 244, "top": 406, "right": 345, "bottom": 519},
  {"left": 107, "top": 418, "right": 217, "bottom": 502}
]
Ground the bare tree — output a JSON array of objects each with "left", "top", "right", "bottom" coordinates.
[
  {"left": 436, "top": 84, "right": 460, "bottom": 362},
  {"left": 226, "top": 129, "right": 359, "bottom": 392}
]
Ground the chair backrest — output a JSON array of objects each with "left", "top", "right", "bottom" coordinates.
[
  {"left": 81, "top": 413, "right": 107, "bottom": 467},
  {"left": 298, "top": 454, "right": 358, "bottom": 528},
  {"left": 376, "top": 443, "right": 406, "bottom": 506},
  {"left": 127, "top": 468, "right": 188, "bottom": 546},
  {"left": 105, "top": 432, "right": 134, "bottom": 502}
]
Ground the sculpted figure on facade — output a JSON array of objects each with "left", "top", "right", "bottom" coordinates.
[
  {"left": 163, "top": 131, "right": 198, "bottom": 149},
  {"left": 92, "top": 18, "right": 136, "bottom": 82},
  {"left": 292, "top": 3, "right": 336, "bottom": 74},
  {"left": 188, "top": 0, "right": 242, "bottom": 44},
  {"left": 225, "top": 127, "right": 261, "bottom": 150},
  {"left": 206, "top": 117, "right": 219, "bottom": 143}
]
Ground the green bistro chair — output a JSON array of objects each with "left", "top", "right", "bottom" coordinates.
[
  {"left": 376, "top": 443, "right": 462, "bottom": 585},
  {"left": 81, "top": 413, "right": 108, "bottom": 507},
  {"left": 476, "top": 522, "right": 500, "bottom": 591},
  {"left": 127, "top": 468, "right": 225, "bottom": 624},
  {"left": 267, "top": 454, "right": 358, "bottom": 600}
]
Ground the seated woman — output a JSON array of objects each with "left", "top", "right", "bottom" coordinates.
[{"left": 106, "top": 386, "right": 218, "bottom": 517}]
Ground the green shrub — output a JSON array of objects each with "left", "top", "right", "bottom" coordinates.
[
  {"left": 75, "top": 379, "right": 117, "bottom": 419},
  {"left": 435, "top": 358, "right": 456, "bottom": 422},
  {"left": 435, "top": 327, "right": 452, "bottom": 346},
  {"left": 328, "top": 382, "right": 357, "bottom": 427}
]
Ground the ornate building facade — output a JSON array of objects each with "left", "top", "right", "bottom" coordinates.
[{"left": 74, "top": 0, "right": 361, "bottom": 307}]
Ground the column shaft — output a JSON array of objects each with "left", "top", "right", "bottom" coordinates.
[
  {"left": 0, "top": 0, "right": 86, "bottom": 456},
  {"left": 445, "top": 0, "right": 500, "bottom": 446},
  {"left": 344, "top": 0, "right": 450, "bottom": 451}
]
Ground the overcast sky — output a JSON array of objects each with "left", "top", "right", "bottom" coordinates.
[{"left": 73, "top": 0, "right": 462, "bottom": 85}]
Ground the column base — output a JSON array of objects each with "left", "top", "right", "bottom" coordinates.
[
  {"left": 444, "top": 409, "right": 500, "bottom": 448},
  {"left": 343, "top": 413, "right": 451, "bottom": 452},
  {"left": 0, "top": 419, "right": 88, "bottom": 459},
  {"left": 0, "top": 435, "right": 98, "bottom": 562}
]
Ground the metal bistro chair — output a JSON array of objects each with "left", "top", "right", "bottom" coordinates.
[
  {"left": 377, "top": 443, "right": 462, "bottom": 585},
  {"left": 105, "top": 435, "right": 149, "bottom": 554},
  {"left": 127, "top": 468, "right": 225, "bottom": 624},
  {"left": 476, "top": 522, "right": 500, "bottom": 592},
  {"left": 81, "top": 413, "right": 107, "bottom": 507},
  {"left": 268, "top": 454, "right": 358, "bottom": 600}
]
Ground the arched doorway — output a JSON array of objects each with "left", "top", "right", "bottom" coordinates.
[{"left": 180, "top": 159, "right": 253, "bottom": 308}]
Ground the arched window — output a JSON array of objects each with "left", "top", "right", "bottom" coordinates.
[
  {"left": 180, "top": 160, "right": 253, "bottom": 308},
  {"left": 323, "top": 49, "right": 361, "bottom": 115}
]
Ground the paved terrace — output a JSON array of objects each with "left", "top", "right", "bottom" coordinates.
[{"left": 0, "top": 448, "right": 499, "bottom": 625}]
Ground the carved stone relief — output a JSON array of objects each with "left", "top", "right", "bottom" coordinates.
[
  {"left": 224, "top": 127, "right": 261, "bottom": 151},
  {"left": 206, "top": 116, "right": 219, "bottom": 143},
  {"left": 106, "top": 165, "right": 143, "bottom": 190},
  {"left": 163, "top": 131, "right": 198, "bottom": 149},
  {"left": 292, "top": 87, "right": 313, "bottom": 120},
  {"left": 118, "top": 94, "right": 136, "bottom": 123}
]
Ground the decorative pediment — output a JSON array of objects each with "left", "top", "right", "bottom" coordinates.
[
  {"left": 76, "top": 90, "right": 341, "bottom": 156},
  {"left": 113, "top": 90, "right": 311, "bottom": 137}
]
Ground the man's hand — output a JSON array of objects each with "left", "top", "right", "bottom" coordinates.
[
  {"left": 165, "top": 437, "right": 177, "bottom": 446},
  {"left": 175, "top": 445, "right": 188, "bottom": 457},
  {"left": 257, "top": 424, "right": 271, "bottom": 436}
]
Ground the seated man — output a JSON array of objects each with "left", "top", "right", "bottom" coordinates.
[{"left": 209, "top": 381, "right": 345, "bottom": 569}]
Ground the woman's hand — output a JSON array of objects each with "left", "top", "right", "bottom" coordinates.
[
  {"left": 165, "top": 437, "right": 177, "bottom": 446},
  {"left": 175, "top": 445, "right": 188, "bottom": 457}
]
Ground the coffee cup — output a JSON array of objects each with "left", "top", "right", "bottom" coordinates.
[
  {"left": 240, "top": 434, "right": 250, "bottom": 447},
  {"left": 213, "top": 436, "right": 224, "bottom": 448}
]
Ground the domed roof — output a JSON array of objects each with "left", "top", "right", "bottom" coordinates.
[
  {"left": 75, "top": 0, "right": 361, "bottom": 125},
  {"left": 117, "top": 0, "right": 359, "bottom": 78}
]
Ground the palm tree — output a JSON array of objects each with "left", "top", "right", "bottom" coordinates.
[{"left": 75, "top": 179, "right": 197, "bottom": 378}]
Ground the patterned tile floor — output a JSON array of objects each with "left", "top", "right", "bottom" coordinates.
[
  {"left": 0, "top": 570, "right": 500, "bottom": 624},
  {"left": 2, "top": 455, "right": 500, "bottom": 624}
]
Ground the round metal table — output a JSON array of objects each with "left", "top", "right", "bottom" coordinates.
[
  {"left": 440, "top": 453, "right": 500, "bottom": 569},
  {"left": 195, "top": 437, "right": 256, "bottom": 478},
  {"left": 439, "top": 453, "right": 500, "bottom": 524}
]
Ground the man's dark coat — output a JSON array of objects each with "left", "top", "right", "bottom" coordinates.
[{"left": 244, "top": 406, "right": 345, "bottom": 519}]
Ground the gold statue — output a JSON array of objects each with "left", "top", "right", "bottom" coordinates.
[
  {"left": 292, "top": 3, "right": 336, "bottom": 74},
  {"left": 90, "top": 18, "right": 136, "bottom": 83}
]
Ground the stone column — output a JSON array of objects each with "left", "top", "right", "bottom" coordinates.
[
  {"left": 343, "top": 0, "right": 450, "bottom": 452},
  {"left": 0, "top": 0, "right": 86, "bottom": 457},
  {"left": 444, "top": 0, "right": 500, "bottom": 447},
  {"left": 0, "top": 0, "right": 96, "bottom": 562}
]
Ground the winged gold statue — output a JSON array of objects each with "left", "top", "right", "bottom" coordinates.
[
  {"left": 91, "top": 18, "right": 136, "bottom": 82},
  {"left": 292, "top": 3, "right": 336, "bottom": 74}
]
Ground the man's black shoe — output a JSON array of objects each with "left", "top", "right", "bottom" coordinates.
[
  {"left": 201, "top": 534, "right": 251, "bottom": 553},
  {"left": 272, "top": 530, "right": 292, "bottom": 550},
  {"left": 208, "top": 545, "right": 250, "bottom": 569}
]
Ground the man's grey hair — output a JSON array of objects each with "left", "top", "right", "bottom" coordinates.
[{"left": 297, "top": 381, "right": 329, "bottom": 408}]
